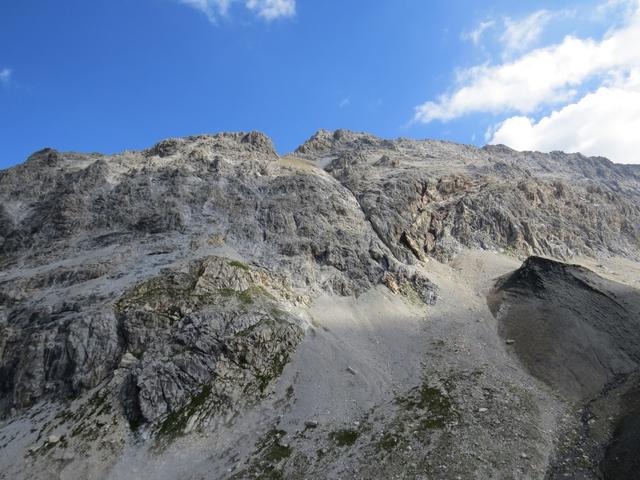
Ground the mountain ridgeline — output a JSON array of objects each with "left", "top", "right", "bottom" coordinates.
[{"left": 0, "top": 130, "right": 639, "bottom": 479}]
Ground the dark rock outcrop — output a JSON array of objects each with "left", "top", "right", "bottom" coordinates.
[
  {"left": 490, "top": 256, "right": 640, "bottom": 478},
  {"left": 490, "top": 256, "right": 640, "bottom": 400}
]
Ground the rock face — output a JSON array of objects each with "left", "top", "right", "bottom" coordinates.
[
  {"left": 298, "top": 129, "right": 640, "bottom": 262},
  {"left": 0, "top": 131, "right": 436, "bottom": 430},
  {"left": 115, "top": 256, "right": 304, "bottom": 430},
  {"left": 0, "top": 129, "right": 639, "bottom": 479}
]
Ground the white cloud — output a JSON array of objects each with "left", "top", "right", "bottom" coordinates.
[
  {"left": 177, "top": 0, "right": 294, "bottom": 22},
  {"left": 245, "top": 0, "right": 295, "bottom": 20},
  {"left": 414, "top": 2, "right": 640, "bottom": 123},
  {"left": 415, "top": 1, "right": 640, "bottom": 163},
  {"left": 339, "top": 97, "right": 350, "bottom": 108},
  {"left": 464, "top": 10, "right": 567, "bottom": 52},
  {"left": 500, "top": 10, "right": 553, "bottom": 54},
  {"left": 0, "top": 68, "right": 11, "bottom": 85},
  {"left": 463, "top": 20, "right": 495, "bottom": 45},
  {"left": 489, "top": 71, "right": 640, "bottom": 163}
]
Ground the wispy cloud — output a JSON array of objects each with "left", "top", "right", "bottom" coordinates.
[
  {"left": 500, "top": 10, "right": 554, "bottom": 55},
  {"left": 596, "top": 0, "right": 637, "bottom": 17},
  {"left": 0, "top": 68, "right": 11, "bottom": 86},
  {"left": 177, "top": 0, "right": 295, "bottom": 23},
  {"left": 462, "top": 20, "right": 495, "bottom": 45},
  {"left": 465, "top": 9, "right": 576, "bottom": 55},
  {"left": 339, "top": 97, "right": 350, "bottom": 108},
  {"left": 178, "top": 0, "right": 230, "bottom": 22}
]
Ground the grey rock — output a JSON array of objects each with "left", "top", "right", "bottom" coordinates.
[
  {"left": 297, "top": 129, "right": 640, "bottom": 263},
  {"left": 0, "top": 129, "right": 639, "bottom": 479},
  {"left": 115, "top": 256, "right": 304, "bottom": 427},
  {"left": 1, "top": 131, "right": 419, "bottom": 417}
]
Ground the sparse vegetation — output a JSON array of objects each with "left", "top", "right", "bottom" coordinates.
[
  {"left": 255, "top": 349, "right": 291, "bottom": 392},
  {"left": 377, "top": 431, "right": 401, "bottom": 451},
  {"left": 262, "top": 429, "right": 292, "bottom": 462},
  {"left": 329, "top": 429, "right": 360, "bottom": 447},
  {"left": 157, "top": 384, "right": 212, "bottom": 439},
  {"left": 396, "top": 381, "right": 456, "bottom": 430},
  {"left": 218, "top": 287, "right": 237, "bottom": 298},
  {"left": 228, "top": 260, "right": 250, "bottom": 271},
  {"left": 229, "top": 429, "right": 292, "bottom": 480},
  {"left": 399, "top": 282, "right": 425, "bottom": 306},
  {"left": 238, "top": 288, "right": 255, "bottom": 305}
]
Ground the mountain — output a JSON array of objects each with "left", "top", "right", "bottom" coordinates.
[{"left": 1, "top": 130, "right": 639, "bottom": 479}]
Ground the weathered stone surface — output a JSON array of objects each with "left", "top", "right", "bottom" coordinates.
[
  {"left": 1, "top": 129, "right": 639, "bottom": 420},
  {"left": 115, "top": 256, "right": 303, "bottom": 427},
  {"left": 0, "top": 131, "right": 439, "bottom": 446},
  {"left": 490, "top": 256, "right": 640, "bottom": 478},
  {"left": 298, "top": 129, "right": 640, "bottom": 262},
  {"left": 0, "top": 129, "right": 639, "bottom": 480}
]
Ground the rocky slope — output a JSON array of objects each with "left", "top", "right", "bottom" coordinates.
[
  {"left": 489, "top": 256, "right": 640, "bottom": 478},
  {"left": 0, "top": 130, "right": 639, "bottom": 479}
]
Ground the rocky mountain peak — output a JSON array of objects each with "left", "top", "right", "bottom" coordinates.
[
  {"left": 1, "top": 130, "right": 640, "bottom": 479},
  {"left": 145, "top": 131, "right": 278, "bottom": 159},
  {"left": 295, "top": 128, "right": 393, "bottom": 156}
]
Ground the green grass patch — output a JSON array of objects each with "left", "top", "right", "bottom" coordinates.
[
  {"left": 377, "top": 431, "right": 401, "bottom": 451},
  {"left": 329, "top": 429, "right": 359, "bottom": 447},
  {"left": 230, "top": 429, "right": 291, "bottom": 480},
  {"left": 158, "top": 384, "right": 212, "bottom": 439},
  {"left": 228, "top": 260, "right": 250, "bottom": 271},
  {"left": 261, "top": 429, "right": 292, "bottom": 462},
  {"left": 218, "top": 288, "right": 237, "bottom": 298},
  {"left": 238, "top": 289, "right": 255, "bottom": 305},
  {"left": 256, "top": 350, "right": 290, "bottom": 392},
  {"left": 397, "top": 382, "right": 455, "bottom": 430}
]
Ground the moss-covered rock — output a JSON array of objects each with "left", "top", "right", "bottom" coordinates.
[{"left": 114, "top": 256, "right": 303, "bottom": 437}]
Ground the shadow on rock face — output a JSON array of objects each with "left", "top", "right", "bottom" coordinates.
[
  {"left": 599, "top": 380, "right": 640, "bottom": 480},
  {"left": 489, "top": 256, "right": 640, "bottom": 402},
  {"left": 489, "top": 256, "right": 640, "bottom": 479}
]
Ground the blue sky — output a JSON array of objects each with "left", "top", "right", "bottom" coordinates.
[{"left": 1, "top": 0, "right": 639, "bottom": 167}]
